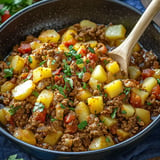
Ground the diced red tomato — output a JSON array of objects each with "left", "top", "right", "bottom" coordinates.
[
  {"left": 141, "top": 69, "right": 155, "bottom": 79},
  {"left": 1, "top": 10, "right": 11, "bottom": 23},
  {"left": 35, "top": 109, "right": 47, "bottom": 123},
  {"left": 87, "top": 52, "right": 98, "bottom": 61},
  {"left": 63, "top": 39, "right": 77, "bottom": 48},
  {"left": 130, "top": 92, "right": 142, "bottom": 107},
  {"left": 152, "top": 85, "right": 160, "bottom": 100},
  {"left": 54, "top": 75, "right": 63, "bottom": 82},
  {"left": 64, "top": 113, "right": 76, "bottom": 124},
  {"left": 18, "top": 43, "right": 31, "bottom": 54},
  {"left": 52, "top": 68, "right": 62, "bottom": 75},
  {"left": 78, "top": 48, "right": 87, "bottom": 56},
  {"left": 98, "top": 43, "right": 108, "bottom": 54}
]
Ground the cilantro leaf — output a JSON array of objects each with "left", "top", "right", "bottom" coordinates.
[
  {"left": 78, "top": 120, "right": 88, "bottom": 130},
  {"left": 123, "top": 87, "right": 131, "bottom": 96},
  {"left": 157, "top": 78, "right": 160, "bottom": 85},
  {"left": 64, "top": 77, "right": 73, "bottom": 89},
  {"left": 4, "top": 68, "right": 13, "bottom": 78},
  {"left": 106, "top": 137, "right": 111, "bottom": 143},
  {"left": 33, "top": 102, "right": 45, "bottom": 112},
  {"left": 76, "top": 58, "right": 84, "bottom": 64},
  {"left": 9, "top": 105, "right": 21, "bottom": 116},
  {"left": 7, "top": 154, "right": 23, "bottom": 160},
  {"left": 52, "top": 85, "right": 66, "bottom": 97},
  {"left": 82, "top": 82, "right": 87, "bottom": 89},
  {"left": 60, "top": 103, "right": 66, "bottom": 109},
  {"left": 39, "top": 60, "right": 46, "bottom": 66},
  {"left": 121, "top": 110, "right": 127, "bottom": 114},
  {"left": 111, "top": 108, "right": 118, "bottom": 119},
  {"left": 88, "top": 46, "right": 95, "bottom": 53},
  {"left": 28, "top": 55, "right": 32, "bottom": 63},
  {"left": 51, "top": 60, "right": 56, "bottom": 65},
  {"left": 32, "top": 91, "right": 39, "bottom": 97}
]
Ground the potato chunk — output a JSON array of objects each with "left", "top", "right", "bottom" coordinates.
[
  {"left": 33, "top": 67, "right": 52, "bottom": 83},
  {"left": 38, "top": 29, "right": 60, "bottom": 43},
  {"left": 142, "top": 77, "right": 157, "bottom": 93},
  {"left": 91, "top": 65, "right": 107, "bottom": 82},
  {"left": 56, "top": 103, "right": 64, "bottom": 120},
  {"left": 0, "top": 109, "right": 7, "bottom": 125},
  {"left": 1, "top": 81, "right": 15, "bottom": 93},
  {"left": 117, "top": 129, "right": 130, "bottom": 140},
  {"left": 80, "top": 20, "right": 97, "bottom": 28},
  {"left": 30, "top": 41, "right": 42, "bottom": 50},
  {"left": 37, "top": 89, "right": 53, "bottom": 108},
  {"left": 128, "top": 66, "right": 141, "bottom": 79},
  {"left": 62, "top": 29, "right": 77, "bottom": 42},
  {"left": 29, "top": 55, "right": 40, "bottom": 69},
  {"left": 88, "top": 96, "right": 104, "bottom": 114},
  {"left": 104, "top": 80, "right": 123, "bottom": 98},
  {"left": 106, "top": 61, "right": 120, "bottom": 74},
  {"left": 76, "top": 89, "right": 92, "bottom": 101},
  {"left": 44, "top": 131, "right": 63, "bottom": 146},
  {"left": 135, "top": 108, "right": 150, "bottom": 125},
  {"left": 105, "top": 24, "right": 126, "bottom": 40},
  {"left": 75, "top": 102, "right": 90, "bottom": 122},
  {"left": 100, "top": 115, "right": 117, "bottom": 128},
  {"left": 12, "top": 80, "right": 35, "bottom": 100},
  {"left": 14, "top": 128, "right": 36, "bottom": 145},
  {"left": 153, "top": 69, "right": 160, "bottom": 79},
  {"left": 121, "top": 104, "right": 135, "bottom": 118},
  {"left": 89, "top": 77, "right": 102, "bottom": 90},
  {"left": 10, "top": 55, "right": 25, "bottom": 73}
]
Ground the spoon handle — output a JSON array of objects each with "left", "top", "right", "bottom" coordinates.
[{"left": 121, "top": 0, "right": 160, "bottom": 59}]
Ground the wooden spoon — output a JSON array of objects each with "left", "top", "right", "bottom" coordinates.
[{"left": 109, "top": 0, "right": 160, "bottom": 77}]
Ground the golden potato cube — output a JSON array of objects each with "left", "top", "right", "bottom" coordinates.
[
  {"left": 132, "top": 88, "right": 149, "bottom": 105},
  {"left": 58, "top": 43, "right": 69, "bottom": 52},
  {"left": 56, "top": 103, "right": 64, "bottom": 120},
  {"left": 133, "top": 43, "right": 141, "bottom": 52},
  {"left": 29, "top": 55, "right": 40, "bottom": 69},
  {"left": 37, "top": 89, "right": 54, "bottom": 108},
  {"left": 100, "top": 115, "right": 117, "bottom": 128},
  {"left": 89, "top": 77, "right": 102, "bottom": 90},
  {"left": 38, "top": 29, "right": 60, "bottom": 43},
  {"left": 106, "top": 61, "right": 120, "bottom": 74},
  {"left": 47, "top": 57, "right": 58, "bottom": 70},
  {"left": 105, "top": 24, "right": 126, "bottom": 40},
  {"left": 73, "top": 42, "right": 82, "bottom": 51},
  {"left": 115, "top": 39, "right": 124, "bottom": 46},
  {"left": 128, "top": 66, "right": 141, "bottom": 79},
  {"left": 62, "top": 29, "right": 77, "bottom": 42},
  {"left": 0, "top": 109, "right": 7, "bottom": 125},
  {"left": 75, "top": 102, "right": 90, "bottom": 122},
  {"left": 153, "top": 69, "right": 160, "bottom": 79},
  {"left": 91, "top": 65, "right": 107, "bottom": 83},
  {"left": 12, "top": 80, "right": 35, "bottom": 100},
  {"left": 142, "top": 77, "right": 157, "bottom": 93},
  {"left": 121, "top": 104, "right": 135, "bottom": 118},
  {"left": 76, "top": 89, "right": 92, "bottom": 101},
  {"left": 33, "top": 67, "right": 52, "bottom": 83},
  {"left": 104, "top": 80, "right": 123, "bottom": 98},
  {"left": 30, "top": 41, "right": 42, "bottom": 50},
  {"left": 44, "top": 131, "right": 63, "bottom": 146},
  {"left": 86, "top": 40, "right": 98, "bottom": 48},
  {"left": 1, "top": 81, "right": 15, "bottom": 93},
  {"left": 116, "top": 129, "right": 130, "bottom": 140},
  {"left": 105, "top": 135, "right": 115, "bottom": 147},
  {"left": 107, "top": 72, "right": 116, "bottom": 83},
  {"left": 89, "top": 136, "right": 108, "bottom": 150},
  {"left": 10, "top": 55, "right": 25, "bottom": 73},
  {"left": 80, "top": 20, "right": 97, "bottom": 28},
  {"left": 88, "top": 96, "right": 104, "bottom": 114},
  {"left": 135, "top": 108, "right": 150, "bottom": 125},
  {"left": 14, "top": 128, "right": 36, "bottom": 145}
]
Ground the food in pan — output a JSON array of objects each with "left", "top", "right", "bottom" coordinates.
[{"left": 0, "top": 20, "right": 160, "bottom": 151}]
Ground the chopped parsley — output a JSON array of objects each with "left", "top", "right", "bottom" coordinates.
[
  {"left": 46, "top": 85, "right": 51, "bottom": 89},
  {"left": 104, "top": 60, "right": 110, "bottom": 65},
  {"left": 64, "top": 77, "right": 73, "bottom": 89},
  {"left": 63, "top": 59, "right": 72, "bottom": 76},
  {"left": 121, "top": 110, "right": 127, "bottom": 114},
  {"left": 147, "top": 102, "right": 152, "bottom": 106},
  {"left": 88, "top": 46, "right": 95, "bottom": 53},
  {"left": 6, "top": 61, "right": 11, "bottom": 66},
  {"left": 50, "top": 118, "right": 58, "bottom": 122},
  {"left": 33, "top": 102, "right": 45, "bottom": 112},
  {"left": 123, "top": 87, "right": 131, "bottom": 96},
  {"left": 60, "top": 103, "right": 66, "bottom": 109},
  {"left": 136, "top": 116, "right": 141, "bottom": 122},
  {"left": 51, "top": 60, "right": 56, "bottom": 65},
  {"left": 7, "top": 154, "right": 23, "bottom": 160},
  {"left": 104, "top": 93, "right": 108, "bottom": 97},
  {"left": 32, "top": 91, "right": 39, "bottom": 97},
  {"left": 76, "top": 71, "right": 84, "bottom": 79},
  {"left": 157, "top": 78, "right": 160, "bottom": 85},
  {"left": 82, "top": 82, "right": 87, "bottom": 89},
  {"left": 28, "top": 56, "right": 32, "bottom": 63},
  {"left": 106, "top": 137, "right": 111, "bottom": 143},
  {"left": 39, "top": 60, "right": 46, "bottom": 66},
  {"left": 23, "top": 78, "right": 29, "bottom": 82},
  {"left": 52, "top": 84, "right": 66, "bottom": 97},
  {"left": 78, "top": 120, "right": 88, "bottom": 130},
  {"left": 97, "top": 84, "right": 101, "bottom": 91},
  {"left": 86, "top": 59, "right": 90, "bottom": 64},
  {"left": 89, "top": 67, "right": 93, "bottom": 72},
  {"left": 9, "top": 105, "right": 21, "bottom": 116},
  {"left": 69, "top": 107, "right": 75, "bottom": 111},
  {"left": 83, "top": 66, "right": 87, "bottom": 72},
  {"left": 76, "top": 58, "right": 84, "bottom": 64},
  {"left": 4, "top": 68, "right": 13, "bottom": 78},
  {"left": 111, "top": 108, "right": 118, "bottom": 119}
]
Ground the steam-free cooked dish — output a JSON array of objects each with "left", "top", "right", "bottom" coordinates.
[{"left": 0, "top": 20, "right": 160, "bottom": 151}]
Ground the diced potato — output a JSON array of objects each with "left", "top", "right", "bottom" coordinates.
[
  {"left": 132, "top": 88, "right": 149, "bottom": 105},
  {"left": 133, "top": 43, "right": 141, "bottom": 52},
  {"left": 107, "top": 72, "right": 116, "bottom": 83},
  {"left": 91, "top": 65, "right": 107, "bottom": 83},
  {"left": 105, "top": 135, "right": 115, "bottom": 147},
  {"left": 37, "top": 89, "right": 53, "bottom": 108},
  {"left": 105, "top": 24, "right": 126, "bottom": 40},
  {"left": 7, "top": 56, "right": 13, "bottom": 62},
  {"left": 80, "top": 20, "right": 97, "bottom": 28},
  {"left": 58, "top": 43, "right": 69, "bottom": 52},
  {"left": 115, "top": 39, "right": 124, "bottom": 47},
  {"left": 1, "top": 81, "right": 15, "bottom": 93},
  {"left": 12, "top": 80, "right": 35, "bottom": 100},
  {"left": 135, "top": 108, "right": 150, "bottom": 125},
  {"left": 76, "top": 89, "right": 92, "bottom": 101},
  {"left": 104, "top": 80, "right": 123, "bottom": 98},
  {"left": 62, "top": 29, "right": 77, "bottom": 42},
  {"left": 38, "top": 29, "right": 60, "bottom": 43},
  {"left": 86, "top": 40, "right": 98, "bottom": 48},
  {"left": 73, "top": 42, "right": 82, "bottom": 51},
  {"left": 142, "top": 77, "right": 157, "bottom": 93},
  {"left": 10, "top": 55, "right": 25, "bottom": 73},
  {"left": 14, "top": 128, "right": 36, "bottom": 145},
  {"left": 0, "top": 109, "right": 7, "bottom": 125},
  {"left": 30, "top": 41, "right": 42, "bottom": 50},
  {"left": 44, "top": 131, "right": 63, "bottom": 146},
  {"left": 128, "top": 66, "right": 141, "bottom": 79},
  {"left": 75, "top": 102, "right": 90, "bottom": 122},
  {"left": 47, "top": 57, "right": 58, "bottom": 70},
  {"left": 153, "top": 69, "right": 160, "bottom": 79},
  {"left": 29, "top": 55, "right": 40, "bottom": 69},
  {"left": 33, "top": 67, "right": 52, "bottom": 83},
  {"left": 100, "top": 115, "right": 117, "bottom": 128},
  {"left": 121, "top": 104, "right": 135, "bottom": 118},
  {"left": 56, "top": 103, "right": 64, "bottom": 120},
  {"left": 89, "top": 136, "right": 109, "bottom": 150},
  {"left": 88, "top": 96, "right": 104, "bottom": 114},
  {"left": 116, "top": 129, "right": 130, "bottom": 140},
  {"left": 89, "top": 77, "right": 102, "bottom": 90},
  {"left": 106, "top": 61, "right": 120, "bottom": 74}
]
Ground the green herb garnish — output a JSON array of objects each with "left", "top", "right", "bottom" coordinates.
[
  {"left": 69, "top": 107, "right": 75, "bottom": 111},
  {"left": 7, "top": 154, "right": 23, "bottom": 160},
  {"left": 136, "top": 116, "right": 141, "bottom": 122},
  {"left": 88, "top": 46, "right": 95, "bottom": 53},
  {"left": 33, "top": 102, "right": 45, "bottom": 112},
  {"left": 28, "top": 55, "right": 32, "bottom": 63},
  {"left": 86, "top": 59, "right": 90, "bottom": 64},
  {"left": 89, "top": 67, "right": 93, "bottom": 72},
  {"left": 64, "top": 77, "right": 73, "bottom": 89},
  {"left": 78, "top": 120, "right": 88, "bottom": 129},
  {"left": 104, "top": 93, "right": 108, "bottom": 97},
  {"left": 76, "top": 58, "right": 84, "bottom": 64},
  {"left": 121, "top": 110, "right": 127, "bottom": 114},
  {"left": 51, "top": 118, "right": 58, "bottom": 122},
  {"left": 147, "top": 102, "right": 152, "bottom": 106},
  {"left": 104, "top": 60, "right": 110, "bottom": 65},
  {"left": 4, "top": 68, "right": 13, "bottom": 78},
  {"left": 111, "top": 108, "right": 118, "bottom": 119},
  {"left": 9, "top": 105, "right": 21, "bottom": 116},
  {"left": 51, "top": 60, "right": 56, "bottom": 65},
  {"left": 52, "top": 85, "right": 66, "bottom": 97},
  {"left": 63, "top": 59, "right": 72, "bottom": 76},
  {"left": 123, "top": 87, "right": 131, "bottom": 96},
  {"left": 32, "top": 91, "right": 39, "bottom": 97},
  {"left": 157, "top": 78, "right": 160, "bottom": 85},
  {"left": 97, "top": 84, "right": 101, "bottom": 91},
  {"left": 39, "top": 60, "right": 46, "bottom": 66},
  {"left": 60, "top": 103, "right": 66, "bottom": 109},
  {"left": 76, "top": 71, "right": 84, "bottom": 79},
  {"left": 106, "top": 137, "right": 111, "bottom": 143},
  {"left": 82, "top": 82, "right": 87, "bottom": 89}
]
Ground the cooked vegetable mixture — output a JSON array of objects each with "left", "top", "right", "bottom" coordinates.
[{"left": 0, "top": 20, "right": 160, "bottom": 151}]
